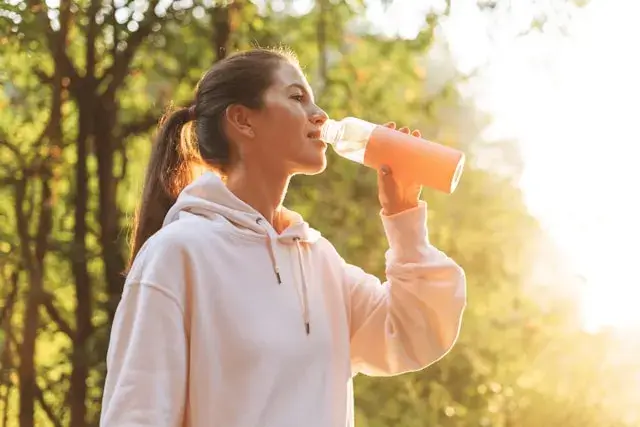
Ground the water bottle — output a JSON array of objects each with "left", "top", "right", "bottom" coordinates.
[{"left": 320, "top": 116, "right": 465, "bottom": 194}]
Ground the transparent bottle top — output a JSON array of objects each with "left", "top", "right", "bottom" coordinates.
[
  {"left": 320, "top": 119, "right": 344, "bottom": 145},
  {"left": 320, "top": 117, "right": 376, "bottom": 145}
]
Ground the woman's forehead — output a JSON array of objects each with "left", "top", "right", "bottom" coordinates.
[{"left": 272, "top": 62, "right": 311, "bottom": 90}]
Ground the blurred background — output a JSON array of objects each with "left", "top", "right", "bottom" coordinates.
[{"left": 1, "top": 0, "right": 639, "bottom": 426}]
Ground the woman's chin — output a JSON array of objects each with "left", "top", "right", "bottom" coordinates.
[{"left": 294, "top": 156, "right": 327, "bottom": 176}]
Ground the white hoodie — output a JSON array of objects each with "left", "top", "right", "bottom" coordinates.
[{"left": 100, "top": 171, "right": 466, "bottom": 427}]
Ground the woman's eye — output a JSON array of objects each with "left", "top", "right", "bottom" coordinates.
[{"left": 291, "top": 94, "right": 304, "bottom": 102}]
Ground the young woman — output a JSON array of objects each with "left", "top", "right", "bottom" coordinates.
[{"left": 100, "top": 48, "right": 466, "bottom": 427}]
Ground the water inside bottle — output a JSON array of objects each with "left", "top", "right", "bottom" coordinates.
[
  {"left": 332, "top": 140, "right": 366, "bottom": 163},
  {"left": 323, "top": 119, "right": 373, "bottom": 164}
]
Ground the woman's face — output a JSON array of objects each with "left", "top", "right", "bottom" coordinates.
[{"left": 245, "top": 61, "right": 329, "bottom": 177}]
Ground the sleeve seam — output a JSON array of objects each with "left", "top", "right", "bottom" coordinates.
[{"left": 126, "top": 281, "right": 186, "bottom": 319}]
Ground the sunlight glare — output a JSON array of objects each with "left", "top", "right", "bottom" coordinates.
[{"left": 444, "top": 0, "right": 640, "bottom": 332}]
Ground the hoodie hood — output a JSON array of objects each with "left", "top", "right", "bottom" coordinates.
[{"left": 163, "top": 171, "right": 321, "bottom": 244}]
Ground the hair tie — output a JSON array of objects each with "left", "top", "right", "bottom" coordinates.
[{"left": 188, "top": 105, "right": 197, "bottom": 121}]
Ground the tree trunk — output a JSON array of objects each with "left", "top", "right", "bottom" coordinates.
[
  {"left": 69, "top": 96, "right": 92, "bottom": 427},
  {"left": 210, "top": 0, "right": 245, "bottom": 60},
  {"left": 316, "top": 0, "right": 328, "bottom": 91}
]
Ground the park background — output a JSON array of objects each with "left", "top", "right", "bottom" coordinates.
[{"left": 1, "top": 0, "right": 639, "bottom": 426}]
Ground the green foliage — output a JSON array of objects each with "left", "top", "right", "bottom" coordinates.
[{"left": 0, "top": 1, "right": 637, "bottom": 427}]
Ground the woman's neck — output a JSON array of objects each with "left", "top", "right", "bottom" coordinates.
[{"left": 225, "top": 162, "right": 291, "bottom": 232}]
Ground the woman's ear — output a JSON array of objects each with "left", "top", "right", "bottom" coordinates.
[{"left": 225, "top": 104, "right": 255, "bottom": 139}]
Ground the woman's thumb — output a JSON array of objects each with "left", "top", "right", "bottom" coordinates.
[{"left": 377, "top": 164, "right": 396, "bottom": 195}]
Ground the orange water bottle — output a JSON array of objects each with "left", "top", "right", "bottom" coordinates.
[{"left": 320, "top": 117, "right": 465, "bottom": 194}]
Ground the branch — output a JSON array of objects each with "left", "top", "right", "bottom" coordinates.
[
  {"left": 14, "top": 176, "right": 34, "bottom": 273},
  {"left": 41, "top": 293, "right": 75, "bottom": 340},
  {"left": 1, "top": 96, "right": 60, "bottom": 176},
  {"left": 2, "top": 320, "right": 22, "bottom": 384},
  {"left": 101, "top": 0, "right": 162, "bottom": 98},
  {"left": 0, "top": 270, "right": 19, "bottom": 325},
  {"left": 34, "top": 377, "right": 64, "bottom": 427},
  {"left": 0, "top": 138, "right": 25, "bottom": 169},
  {"left": 1, "top": 317, "right": 16, "bottom": 426},
  {"left": 85, "top": 0, "right": 101, "bottom": 79},
  {"left": 34, "top": 176, "right": 53, "bottom": 265},
  {"left": 116, "top": 140, "right": 128, "bottom": 182},
  {"left": 0, "top": 175, "right": 18, "bottom": 187},
  {"left": 210, "top": 2, "right": 231, "bottom": 61},
  {"left": 33, "top": 67, "right": 53, "bottom": 86},
  {"left": 30, "top": 0, "right": 81, "bottom": 93},
  {"left": 118, "top": 110, "right": 161, "bottom": 139},
  {"left": 316, "top": 0, "right": 328, "bottom": 91}
]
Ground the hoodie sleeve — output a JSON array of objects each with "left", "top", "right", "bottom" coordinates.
[
  {"left": 345, "top": 201, "right": 466, "bottom": 377},
  {"left": 100, "top": 282, "right": 188, "bottom": 427}
]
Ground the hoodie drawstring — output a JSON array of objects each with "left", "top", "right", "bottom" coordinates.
[
  {"left": 294, "top": 237, "right": 311, "bottom": 335},
  {"left": 257, "top": 218, "right": 282, "bottom": 284},
  {"left": 256, "top": 219, "right": 310, "bottom": 335}
]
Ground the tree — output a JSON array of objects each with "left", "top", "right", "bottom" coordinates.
[{"left": 2, "top": 1, "right": 635, "bottom": 426}]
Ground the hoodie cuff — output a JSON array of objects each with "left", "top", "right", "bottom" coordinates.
[{"left": 380, "top": 201, "right": 430, "bottom": 264}]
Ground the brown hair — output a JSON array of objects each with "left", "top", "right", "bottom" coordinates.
[{"left": 128, "top": 48, "right": 298, "bottom": 269}]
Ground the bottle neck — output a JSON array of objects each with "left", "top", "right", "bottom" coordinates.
[{"left": 319, "top": 119, "right": 343, "bottom": 145}]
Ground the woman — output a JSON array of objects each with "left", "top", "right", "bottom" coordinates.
[{"left": 100, "top": 48, "right": 466, "bottom": 427}]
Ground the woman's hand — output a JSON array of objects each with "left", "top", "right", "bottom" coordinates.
[{"left": 377, "top": 122, "right": 423, "bottom": 216}]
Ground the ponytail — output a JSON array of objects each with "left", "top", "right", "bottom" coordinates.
[{"left": 127, "top": 106, "right": 202, "bottom": 270}]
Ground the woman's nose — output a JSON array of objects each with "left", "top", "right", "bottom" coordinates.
[{"left": 309, "top": 105, "right": 329, "bottom": 126}]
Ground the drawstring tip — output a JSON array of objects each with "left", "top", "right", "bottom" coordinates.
[
  {"left": 305, "top": 322, "right": 310, "bottom": 335},
  {"left": 275, "top": 271, "right": 282, "bottom": 285}
]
